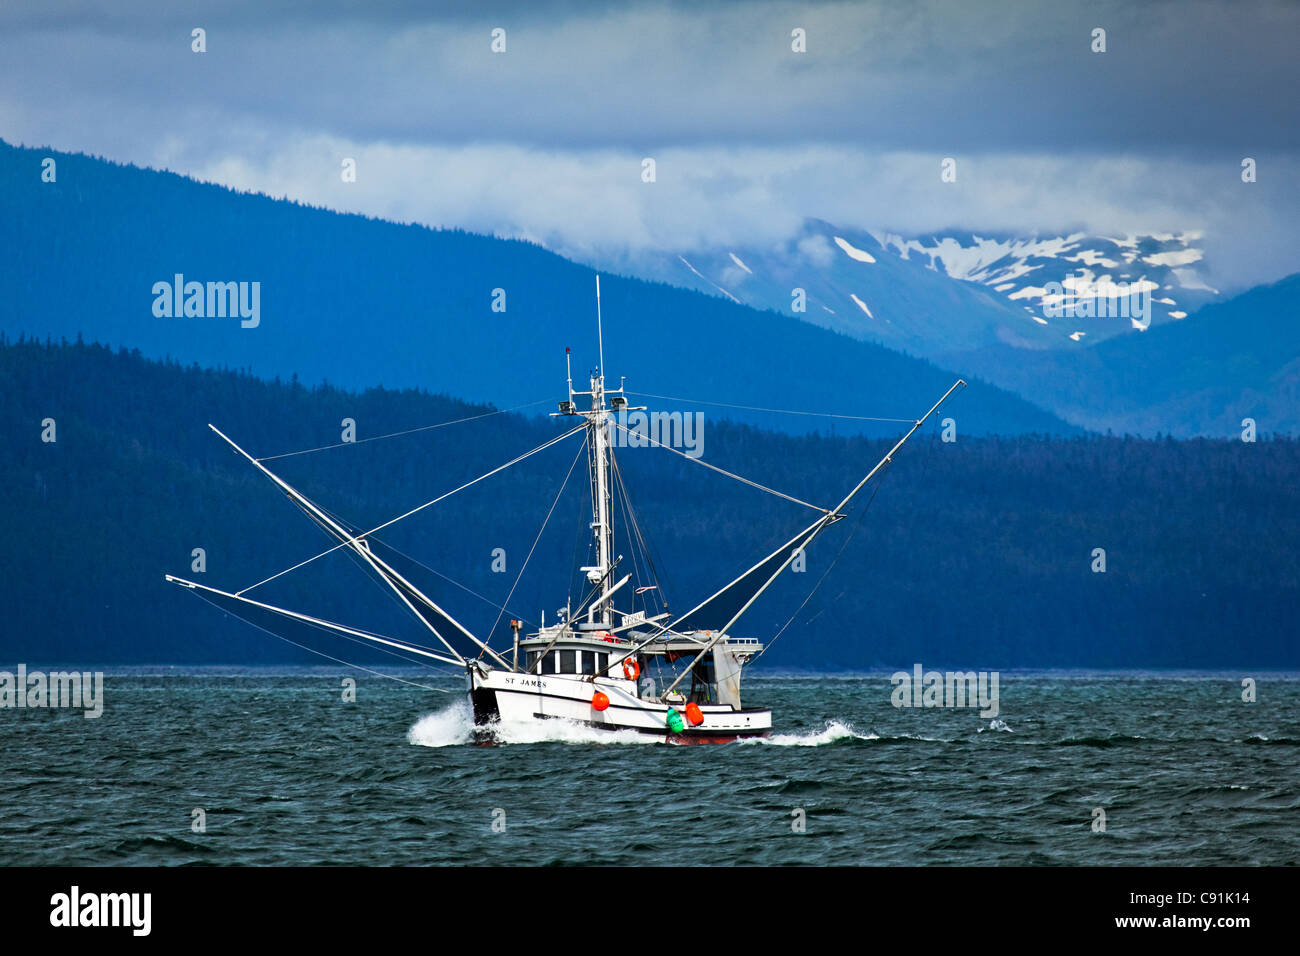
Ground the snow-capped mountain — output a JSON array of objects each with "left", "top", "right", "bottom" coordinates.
[
  {"left": 614, "top": 220, "right": 1220, "bottom": 361},
  {"left": 870, "top": 228, "right": 1218, "bottom": 336}
]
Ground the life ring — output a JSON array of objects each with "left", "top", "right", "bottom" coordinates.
[{"left": 622, "top": 658, "right": 640, "bottom": 681}]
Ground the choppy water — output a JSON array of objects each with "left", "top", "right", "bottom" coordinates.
[{"left": 1, "top": 669, "right": 1296, "bottom": 865}]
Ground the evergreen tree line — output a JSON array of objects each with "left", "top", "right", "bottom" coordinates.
[{"left": 2, "top": 338, "right": 1295, "bottom": 669}]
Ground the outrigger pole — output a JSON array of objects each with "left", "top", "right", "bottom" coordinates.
[
  {"left": 202, "top": 425, "right": 513, "bottom": 670},
  {"left": 163, "top": 575, "right": 465, "bottom": 667},
  {"left": 658, "top": 379, "right": 967, "bottom": 699}
]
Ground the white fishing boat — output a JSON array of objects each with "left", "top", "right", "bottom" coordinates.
[{"left": 167, "top": 277, "right": 963, "bottom": 743}]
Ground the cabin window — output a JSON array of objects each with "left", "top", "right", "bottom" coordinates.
[
  {"left": 559, "top": 650, "right": 576, "bottom": 674},
  {"left": 526, "top": 650, "right": 538, "bottom": 671},
  {"left": 581, "top": 651, "right": 597, "bottom": 675},
  {"left": 597, "top": 652, "right": 608, "bottom": 675},
  {"left": 547, "top": 652, "right": 559, "bottom": 674},
  {"left": 689, "top": 658, "right": 718, "bottom": 704}
]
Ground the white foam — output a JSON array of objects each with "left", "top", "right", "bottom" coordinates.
[
  {"left": 739, "top": 719, "right": 876, "bottom": 746},
  {"left": 490, "top": 717, "right": 657, "bottom": 746},
  {"left": 407, "top": 701, "right": 658, "bottom": 747},
  {"left": 407, "top": 700, "right": 475, "bottom": 747}
]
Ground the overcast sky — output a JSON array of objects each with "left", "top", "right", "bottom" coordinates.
[{"left": 2, "top": 0, "right": 1296, "bottom": 290}]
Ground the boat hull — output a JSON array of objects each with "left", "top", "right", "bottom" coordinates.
[{"left": 468, "top": 667, "right": 771, "bottom": 744}]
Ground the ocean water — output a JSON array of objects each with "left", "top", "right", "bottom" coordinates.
[{"left": 1, "top": 669, "right": 1296, "bottom": 866}]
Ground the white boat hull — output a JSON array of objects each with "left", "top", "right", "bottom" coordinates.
[{"left": 468, "top": 667, "right": 772, "bottom": 743}]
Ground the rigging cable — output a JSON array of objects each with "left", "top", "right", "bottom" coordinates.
[
  {"left": 479, "top": 439, "right": 586, "bottom": 658},
  {"left": 190, "top": 590, "right": 456, "bottom": 692},
  {"left": 626, "top": 392, "right": 915, "bottom": 424},
  {"left": 609, "top": 451, "right": 668, "bottom": 617},
  {"left": 755, "top": 458, "right": 892, "bottom": 661},
  {"left": 609, "top": 418, "right": 832, "bottom": 515},
  {"left": 300, "top": 498, "right": 466, "bottom": 659},
  {"left": 366, "top": 537, "right": 539, "bottom": 629},
  {"left": 256, "top": 398, "right": 555, "bottom": 461},
  {"left": 237, "top": 422, "right": 586, "bottom": 596}
]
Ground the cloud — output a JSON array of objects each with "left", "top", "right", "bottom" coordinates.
[
  {"left": 3, "top": 0, "right": 1297, "bottom": 153},
  {"left": 169, "top": 137, "right": 1297, "bottom": 291},
  {"left": 0, "top": 0, "right": 1296, "bottom": 289}
]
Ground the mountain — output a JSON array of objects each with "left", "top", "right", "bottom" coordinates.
[
  {"left": 3, "top": 339, "right": 1297, "bottom": 668},
  {"left": 608, "top": 218, "right": 1220, "bottom": 357},
  {"left": 938, "top": 273, "right": 1300, "bottom": 437},
  {"left": 0, "top": 139, "right": 1073, "bottom": 438},
  {"left": 595, "top": 220, "right": 1300, "bottom": 437},
  {"left": 872, "top": 228, "right": 1219, "bottom": 338}
]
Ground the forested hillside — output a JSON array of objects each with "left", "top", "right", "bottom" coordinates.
[
  {"left": 3, "top": 338, "right": 1296, "bottom": 668},
  {"left": 0, "top": 138, "right": 1072, "bottom": 437}
]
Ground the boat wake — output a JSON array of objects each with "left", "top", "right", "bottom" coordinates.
[
  {"left": 407, "top": 701, "right": 658, "bottom": 747},
  {"left": 739, "top": 719, "right": 877, "bottom": 746},
  {"left": 409, "top": 709, "right": 972, "bottom": 749},
  {"left": 407, "top": 701, "right": 476, "bottom": 748}
]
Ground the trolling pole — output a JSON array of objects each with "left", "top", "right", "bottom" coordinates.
[
  {"left": 606, "top": 515, "right": 828, "bottom": 673},
  {"left": 659, "top": 379, "right": 967, "bottom": 699},
  {"left": 164, "top": 575, "right": 464, "bottom": 666},
  {"left": 205, "top": 425, "right": 516, "bottom": 670}
]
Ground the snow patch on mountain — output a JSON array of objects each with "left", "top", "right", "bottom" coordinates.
[
  {"left": 678, "top": 255, "right": 741, "bottom": 304},
  {"left": 728, "top": 252, "right": 753, "bottom": 274},
  {"left": 849, "top": 293, "right": 874, "bottom": 318},
  {"left": 1143, "top": 248, "right": 1203, "bottom": 268},
  {"left": 867, "top": 228, "right": 1216, "bottom": 333},
  {"left": 1066, "top": 249, "right": 1121, "bottom": 269},
  {"left": 834, "top": 235, "right": 876, "bottom": 263}
]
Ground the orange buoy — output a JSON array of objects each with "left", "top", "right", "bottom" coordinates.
[
  {"left": 591, "top": 691, "right": 610, "bottom": 711},
  {"left": 622, "top": 658, "right": 640, "bottom": 681},
  {"left": 684, "top": 702, "right": 704, "bottom": 726}
]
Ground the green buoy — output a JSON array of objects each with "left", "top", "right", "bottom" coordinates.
[{"left": 666, "top": 709, "right": 685, "bottom": 734}]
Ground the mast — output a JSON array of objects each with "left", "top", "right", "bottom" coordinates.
[
  {"left": 587, "top": 366, "right": 614, "bottom": 625},
  {"left": 552, "top": 275, "right": 643, "bottom": 628}
]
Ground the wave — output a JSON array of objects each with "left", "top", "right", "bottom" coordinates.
[
  {"left": 740, "top": 719, "right": 877, "bottom": 746},
  {"left": 407, "top": 701, "right": 656, "bottom": 747},
  {"left": 1057, "top": 734, "right": 1147, "bottom": 747},
  {"left": 406, "top": 700, "right": 475, "bottom": 747}
]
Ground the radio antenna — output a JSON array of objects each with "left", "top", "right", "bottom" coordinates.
[{"left": 595, "top": 274, "right": 605, "bottom": 377}]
